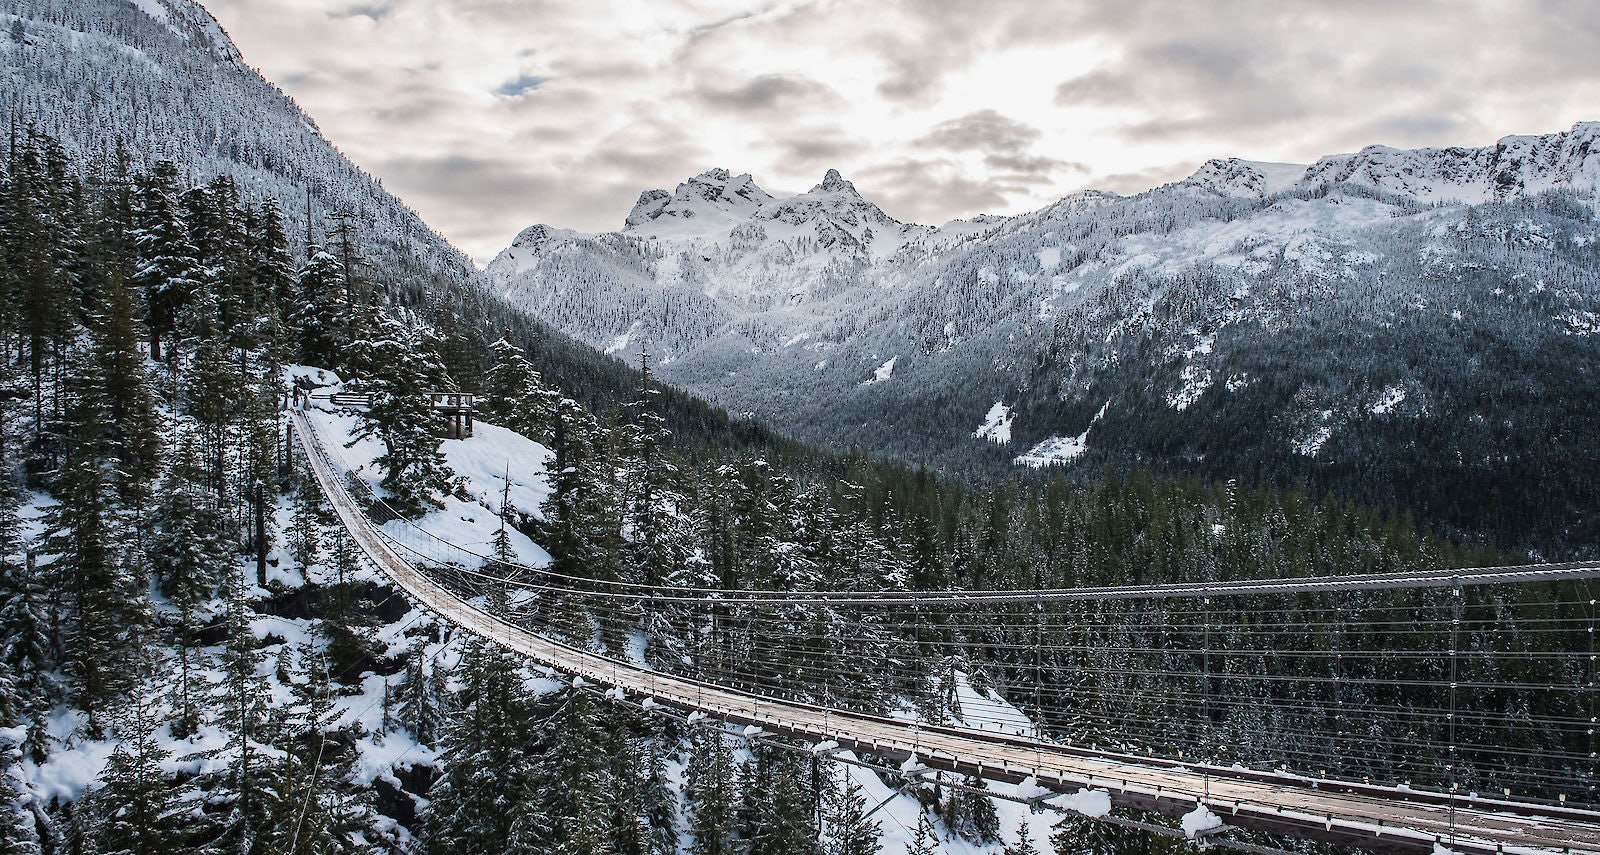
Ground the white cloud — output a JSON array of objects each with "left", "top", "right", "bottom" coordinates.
[{"left": 205, "top": 0, "right": 1600, "bottom": 263}]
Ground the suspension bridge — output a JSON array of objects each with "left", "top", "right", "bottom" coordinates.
[{"left": 289, "top": 409, "right": 1600, "bottom": 855}]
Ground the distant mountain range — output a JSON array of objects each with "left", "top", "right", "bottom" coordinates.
[{"left": 490, "top": 124, "right": 1600, "bottom": 551}]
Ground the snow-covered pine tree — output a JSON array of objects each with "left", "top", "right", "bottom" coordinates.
[
  {"left": 197, "top": 583, "right": 291, "bottom": 855},
  {"left": 149, "top": 435, "right": 226, "bottom": 614},
  {"left": 129, "top": 161, "right": 201, "bottom": 362},
  {"left": 1002, "top": 819, "right": 1040, "bottom": 855},
  {"left": 291, "top": 246, "right": 346, "bottom": 368},
  {"left": 940, "top": 775, "right": 999, "bottom": 844},
  {"left": 539, "top": 396, "right": 623, "bottom": 647},
  {"left": 0, "top": 553, "right": 53, "bottom": 765},
  {"left": 619, "top": 348, "right": 685, "bottom": 590},
  {"left": 247, "top": 203, "right": 298, "bottom": 362},
  {"left": 424, "top": 637, "right": 544, "bottom": 853},
  {"left": 479, "top": 337, "right": 557, "bottom": 445},
  {"left": 905, "top": 810, "right": 938, "bottom": 855},
  {"left": 81, "top": 684, "right": 187, "bottom": 855},
  {"left": 819, "top": 766, "right": 879, "bottom": 855},
  {"left": 637, "top": 732, "right": 679, "bottom": 855},
  {"left": 531, "top": 686, "right": 620, "bottom": 855},
  {"left": 685, "top": 731, "right": 740, "bottom": 855},
  {"left": 393, "top": 636, "right": 444, "bottom": 746},
  {"left": 90, "top": 272, "right": 161, "bottom": 512},
  {"left": 740, "top": 742, "right": 819, "bottom": 855},
  {"left": 45, "top": 342, "right": 147, "bottom": 731},
  {"left": 346, "top": 316, "right": 459, "bottom": 517}
]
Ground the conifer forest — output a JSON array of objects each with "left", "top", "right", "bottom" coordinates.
[{"left": 2, "top": 2, "right": 1600, "bottom": 855}]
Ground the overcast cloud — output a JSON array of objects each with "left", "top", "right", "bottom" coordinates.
[{"left": 205, "top": 0, "right": 1600, "bottom": 263}]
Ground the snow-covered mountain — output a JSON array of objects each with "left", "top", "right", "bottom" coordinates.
[
  {"left": 492, "top": 123, "right": 1600, "bottom": 549},
  {"left": 1, "top": 0, "right": 477, "bottom": 295}
]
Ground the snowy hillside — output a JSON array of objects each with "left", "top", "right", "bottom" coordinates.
[
  {"left": 0, "top": 0, "right": 477, "bottom": 310},
  {"left": 492, "top": 123, "right": 1600, "bottom": 550}
]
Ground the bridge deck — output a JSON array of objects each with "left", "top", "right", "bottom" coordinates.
[{"left": 290, "top": 411, "right": 1600, "bottom": 855}]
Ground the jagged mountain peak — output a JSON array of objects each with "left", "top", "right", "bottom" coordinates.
[
  {"left": 1301, "top": 121, "right": 1600, "bottom": 202},
  {"left": 1182, "top": 157, "right": 1308, "bottom": 199},
  {"left": 623, "top": 168, "right": 773, "bottom": 235},
  {"left": 812, "top": 168, "right": 860, "bottom": 196}
]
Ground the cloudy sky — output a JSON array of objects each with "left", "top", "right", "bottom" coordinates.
[{"left": 205, "top": 0, "right": 1600, "bottom": 263}]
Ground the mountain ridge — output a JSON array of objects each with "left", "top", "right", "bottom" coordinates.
[{"left": 491, "top": 121, "right": 1600, "bottom": 551}]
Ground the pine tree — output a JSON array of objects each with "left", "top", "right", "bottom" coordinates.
[
  {"left": 638, "top": 735, "right": 679, "bottom": 855},
  {"left": 83, "top": 686, "right": 187, "bottom": 855},
  {"left": 248, "top": 204, "right": 297, "bottom": 361},
  {"left": 685, "top": 732, "right": 741, "bottom": 855},
  {"left": 1003, "top": 819, "right": 1040, "bottom": 855},
  {"left": 129, "top": 162, "right": 200, "bottom": 362},
  {"left": 740, "top": 743, "right": 819, "bottom": 855},
  {"left": 46, "top": 343, "right": 145, "bottom": 729},
  {"left": 91, "top": 271, "right": 160, "bottom": 511},
  {"left": 620, "top": 349, "right": 684, "bottom": 589},
  {"left": 424, "top": 638, "right": 543, "bottom": 853},
  {"left": 0, "top": 553, "right": 52, "bottom": 763},
  {"left": 0, "top": 694, "right": 41, "bottom": 854},
  {"left": 940, "top": 776, "right": 999, "bottom": 844},
  {"left": 149, "top": 436, "right": 225, "bottom": 613},
  {"left": 394, "top": 636, "right": 445, "bottom": 745},
  {"left": 539, "top": 397, "right": 623, "bottom": 646},
  {"left": 819, "top": 767, "right": 879, "bottom": 855},
  {"left": 198, "top": 583, "right": 290, "bottom": 855},
  {"left": 905, "top": 811, "right": 938, "bottom": 855},
  {"left": 289, "top": 247, "right": 345, "bottom": 368},
  {"left": 346, "top": 316, "right": 459, "bottom": 517},
  {"left": 479, "top": 338, "right": 556, "bottom": 445}
]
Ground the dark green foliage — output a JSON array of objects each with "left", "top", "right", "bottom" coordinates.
[
  {"left": 480, "top": 338, "right": 557, "bottom": 446},
  {"left": 685, "top": 732, "right": 741, "bottom": 855},
  {"left": 347, "top": 317, "right": 460, "bottom": 517},
  {"left": 820, "top": 767, "right": 879, "bottom": 855},
  {"left": 82, "top": 688, "right": 187, "bottom": 855},
  {"left": 940, "top": 776, "right": 998, "bottom": 845},
  {"left": 740, "top": 743, "right": 819, "bottom": 855}
]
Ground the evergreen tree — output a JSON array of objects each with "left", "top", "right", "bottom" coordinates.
[
  {"left": 82, "top": 687, "right": 187, "bottom": 855},
  {"left": 346, "top": 316, "right": 459, "bottom": 517},
  {"left": 479, "top": 338, "right": 556, "bottom": 445},
  {"left": 247, "top": 204, "right": 297, "bottom": 361},
  {"left": 45, "top": 343, "right": 145, "bottom": 729},
  {"left": 0, "top": 554, "right": 53, "bottom": 763},
  {"left": 940, "top": 776, "right": 998, "bottom": 844},
  {"left": 149, "top": 436, "right": 225, "bottom": 613},
  {"left": 90, "top": 272, "right": 160, "bottom": 511},
  {"left": 740, "top": 743, "right": 819, "bottom": 855},
  {"left": 685, "top": 732, "right": 741, "bottom": 855},
  {"left": 290, "top": 247, "right": 346, "bottom": 368},
  {"left": 1003, "top": 819, "right": 1040, "bottom": 855},
  {"left": 423, "top": 638, "right": 543, "bottom": 854},
  {"left": 394, "top": 636, "right": 445, "bottom": 745},
  {"left": 129, "top": 162, "right": 200, "bottom": 362},
  {"left": 905, "top": 811, "right": 938, "bottom": 855},
  {"left": 198, "top": 584, "right": 289, "bottom": 855},
  {"left": 819, "top": 768, "right": 879, "bottom": 855}
]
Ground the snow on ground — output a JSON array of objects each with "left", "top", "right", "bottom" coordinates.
[
  {"left": 1371, "top": 384, "right": 1407, "bottom": 415},
  {"left": 300, "top": 403, "right": 554, "bottom": 569},
  {"left": 972, "top": 401, "right": 1013, "bottom": 444},
  {"left": 863, "top": 356, "right": 898, "bottom": 385},
  {"left": 1015, "top": 402, "right": 1108, "bottom": 468}
]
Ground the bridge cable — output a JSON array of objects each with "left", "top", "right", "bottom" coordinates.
[{"left": 1448, "top": 579, "right": 1462, "bottom": 850}]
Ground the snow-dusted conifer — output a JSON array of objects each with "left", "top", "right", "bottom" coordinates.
[
  {"left": 130, "top": 161, "right": 200, "bottom": 362},
  {"left": 346, "top": 316, "right": 459, "bottom": 517}
]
